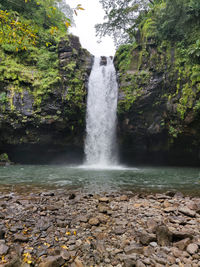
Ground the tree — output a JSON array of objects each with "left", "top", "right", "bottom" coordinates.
[
  {"left": 0, "top": 9, "right": 37, "bottom": 51},
  {"left": 0, "top": 0, "right": 84, "bottom": 50},
  {"left": 95, "top": 0, "right": 160, "bottom": 46}
]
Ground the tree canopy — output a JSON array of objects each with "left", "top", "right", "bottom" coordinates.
[
  {"left": 95, "top": 0, "right": 159, "bottom": 46},
  {"left": 96, "top": 0, "right": 200, "bottom": 46},
  {"left": 0, "top": 0, "right": 84, "bottom": 51}
]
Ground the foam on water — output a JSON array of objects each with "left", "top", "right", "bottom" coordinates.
[{"left": 77, "top": 164, "right": 139, "bottom": 171}]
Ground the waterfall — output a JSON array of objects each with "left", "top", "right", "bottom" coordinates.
[{"left": 84, "top": 57, "right": 118, "bottom": 167}]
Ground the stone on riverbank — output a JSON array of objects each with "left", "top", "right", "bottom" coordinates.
[{"left": 0, "top": 190, "right": 199, "bottom": 266}]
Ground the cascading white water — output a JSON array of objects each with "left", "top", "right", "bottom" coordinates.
[{"left": 84, "top": 57, "right": 118, "bottom": 167}]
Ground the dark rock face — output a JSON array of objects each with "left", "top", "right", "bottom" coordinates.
[
  {"left": 100, "top": 56, "right": 107, "bottom": 66},
  {"left": 115, "top": 43, "right": 200, "bottom": 166},
  {"left": 0, "top": 35, "right": 93, "bottom": 164}
]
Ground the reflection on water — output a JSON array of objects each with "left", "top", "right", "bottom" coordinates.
[{"left": 0, "top": 164, "right": 199, "bottom": 195}]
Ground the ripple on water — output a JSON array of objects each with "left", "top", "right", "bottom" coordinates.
[{"left": 0, "top": 164, "right": 199, "bottom": 195}]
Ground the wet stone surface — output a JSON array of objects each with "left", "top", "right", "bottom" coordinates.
[{"left": 0, "top": 190, "right": 199, "bottom": 266}]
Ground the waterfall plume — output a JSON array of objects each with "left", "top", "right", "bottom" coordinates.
[{"left": 84, "top": 57, "right": 118, "bottom": 167}]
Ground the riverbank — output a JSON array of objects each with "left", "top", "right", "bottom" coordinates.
[{"left": 0, "top": 189, "right": 199, "bottom": 267}]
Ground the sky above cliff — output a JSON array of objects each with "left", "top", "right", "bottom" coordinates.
[{"left": 67, "top": 0, "right": 115, "bottom": 56}]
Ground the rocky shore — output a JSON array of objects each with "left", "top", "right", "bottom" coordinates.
[{"left": 0, "top": 189, "right": 199, "bottom": 267}]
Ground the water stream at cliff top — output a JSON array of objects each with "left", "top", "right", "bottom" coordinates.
[{"left": 84, "top": 57, "right": 118, "bottom": 168}]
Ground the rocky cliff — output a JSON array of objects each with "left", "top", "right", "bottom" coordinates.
[
  {"left": 0, "top": 35, "right": 93, "bottom": 164},
  {"left": 115, "top": 40, "right": 200, "bottom": 166}
]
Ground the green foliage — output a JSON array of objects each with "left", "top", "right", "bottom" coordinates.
[
  {"left": 169, "top": 125, "right": 179, "bottom": 138},
  {"left": 140, "top": 18, "right": 157, "bottom": 41},
  {"left": 177, "top": 83, "right": 195, "bottom": 119},
  {"left": 0, "top": 0, "right": 86, "bottom": 51},
  {"left": 0, "top": 0, "right": 76, "bottom": 112},
  {"left": 194, "top": 100, "right": 200, "bottom": 112},
  {"left": 0, "top": 153, "right": 10, "bottom": 162},
  {"left": 117, "top": 70, "right": 150, "bottom": 113},
  {"left": 64, "top": 68, "right": 86, "bottom": 116},
  {"left": 188, "top": 40, "right": 200, "bottom": 60},
  {"left": 96, "top": 0, "right": 155, "bottom": 46},
  {"left": 0, "top": 92, "right": 8, "bottom": 103},
  {"left": 98, "top": 0, "right": 200, "bottom": 46},
  {"left": 0, "top": 10, "right": 38, "bottom": 51},
  {"left": 115, "top": 44, "right": 133, "bottom": 72}
]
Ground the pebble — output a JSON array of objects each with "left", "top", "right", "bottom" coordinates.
[
  {"left": 179, "top": 207, "right": 196, "bottom": 217},
  {"left": 14, "top": 233, "right": 29, "bottom": 242},
  {"left": 186, "top": 243, "right": 199, "bottom": 254},
  {"left": 0, "top": 190, "right": 199, "bottom": 267},
  {"left": 0, "top": 241, "right": 9, "bottom": 255},
  {"left": 88, "top": 217, "right": 100, "bottom": 226}
]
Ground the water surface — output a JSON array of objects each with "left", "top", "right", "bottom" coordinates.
[{"left": 0, "top": 165, "right": 199, "bottom": 195}]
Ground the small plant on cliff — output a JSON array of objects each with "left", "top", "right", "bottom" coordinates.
[
  {"left": 0, "top": 153, "right": 10, "bottom": 163},
  {"left": 0, "top": 92, "right": 8, "bottom": 103}
]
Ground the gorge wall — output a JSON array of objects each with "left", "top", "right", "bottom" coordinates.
[
  {"left": 1, "top": 35, "right": 200, "bottom": 166},
  {"left": 115, "top": 39, "right": 200, "bottom": 166},
  {"left": 0, "top": 35, "right": 93, "bottom": 164}
]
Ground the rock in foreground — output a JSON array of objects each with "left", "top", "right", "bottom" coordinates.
[{"left": 0, "top": 189, "right": 199, "bottom": 266}]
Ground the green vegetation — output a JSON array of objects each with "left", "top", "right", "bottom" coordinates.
[
  {"left": 0, "top": 153, "right": 10, "bottom": 163},
  {"left": 0, "top": 0, "right": 87, "bottom": 123},
  {"left": 108, "top": 0, "right": 200, "bottom": 138}
]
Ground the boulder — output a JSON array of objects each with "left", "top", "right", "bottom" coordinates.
[
  {"left": 156, "top": 225, "right": 172, "bottom": 246},
  {"left": 186, "top": 243, "right": 199, "bottom": 255},
  {"left": 39, "top": 256, "right": 65, "bottom": 267}
]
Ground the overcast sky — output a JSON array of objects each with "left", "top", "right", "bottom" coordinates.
[{"left": 66, "top": 0, "right": 115, "bottom": 56}]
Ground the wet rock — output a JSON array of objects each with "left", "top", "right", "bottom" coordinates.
[
  {"left": 114, "top": 227, "right": 126, "bottom": 235},
  {"left": 120, "top": 195, "right": 129, "bottom": 201},
  {"left": 136, "top": 260, "right": 146, "bottom": 267},
  {"left": 171, "top": 230, "right": 193, "bottom": 240},
  {"left": 89, "top": 217, "right": 100, "bottom": 226},
  {"left": 60, "top": 250, "right": 70, "bottom": 261},
  {"left": 0, "top": 227, "right": 5, "bottom": 239},
  {"left": 139, "top": 232, "right": 156, "bottom": 245},
  {"left": 21, "top": 264, "right": 31, "bottom": 267},
  {"left": 3, "top": 256, "right": 21, "bottom": 267},
  {"left": 37, "top": 219, "right": 51, "bottom": 231},
  {"left": 99, "top": 197, "right": 110, "bottom": 203},
  {"left": 122, "top": 255, "right": 137, "bottom": 267},
  {"left": 98, "top": 204, "right": 108, "bottom": 214},
  {"left": 156, "top": 225, "right": 172, "bottom": 246},
  {"left": 100, "top": 56, "right": 107, "bottom": 66},
  {"left": 0, "top": 212, "right": 5, "bottom": 219},
  {"left": 41, "top": 192, "right": 55, "bottom": 197},
  {"left": 163, "top": 207, "right": 177, "bottom": 213},
  {"left": 124, "top": 243, "right": 144, "bottom": 254},
  {"left": 179, "top": 207, "right": 196, "bottom": 217},
  {"left": 74, "top": 257, "right": 84, "bottom": 267},
  {"left": 173, "top": 238, "right": 191, "bottom": 250},
  {"left": 163, "top": 200, "right": 171, "bottom": 208},
  {"left": 69, "top": 193, "right": 76, "bottom": 200},
  {"left": 79, "top": 216, "right": 88, "bottom": 223},
  {"left": 39, "top": 256, "right": 65, "bottom": 267},
  {"left": 166, "top": 191, "right": 176, "bottom": 197},
  {"left": 0, "top": 240, "right": 9, "bottom": 255},
  {"left": 146, "top": 220, "right": 157, "bottom": 232},
  {"left": 14, "top": 234, "right": 29, "bottom": 242},
  {"left": 150, "top": 242, "right": 158, "bottom": 247},
  {"left": 171, "top": 247, "right": 183, "bottom": 258},
  {"left": 186, "top": 243, "right": 199, "bottom": 255}
]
